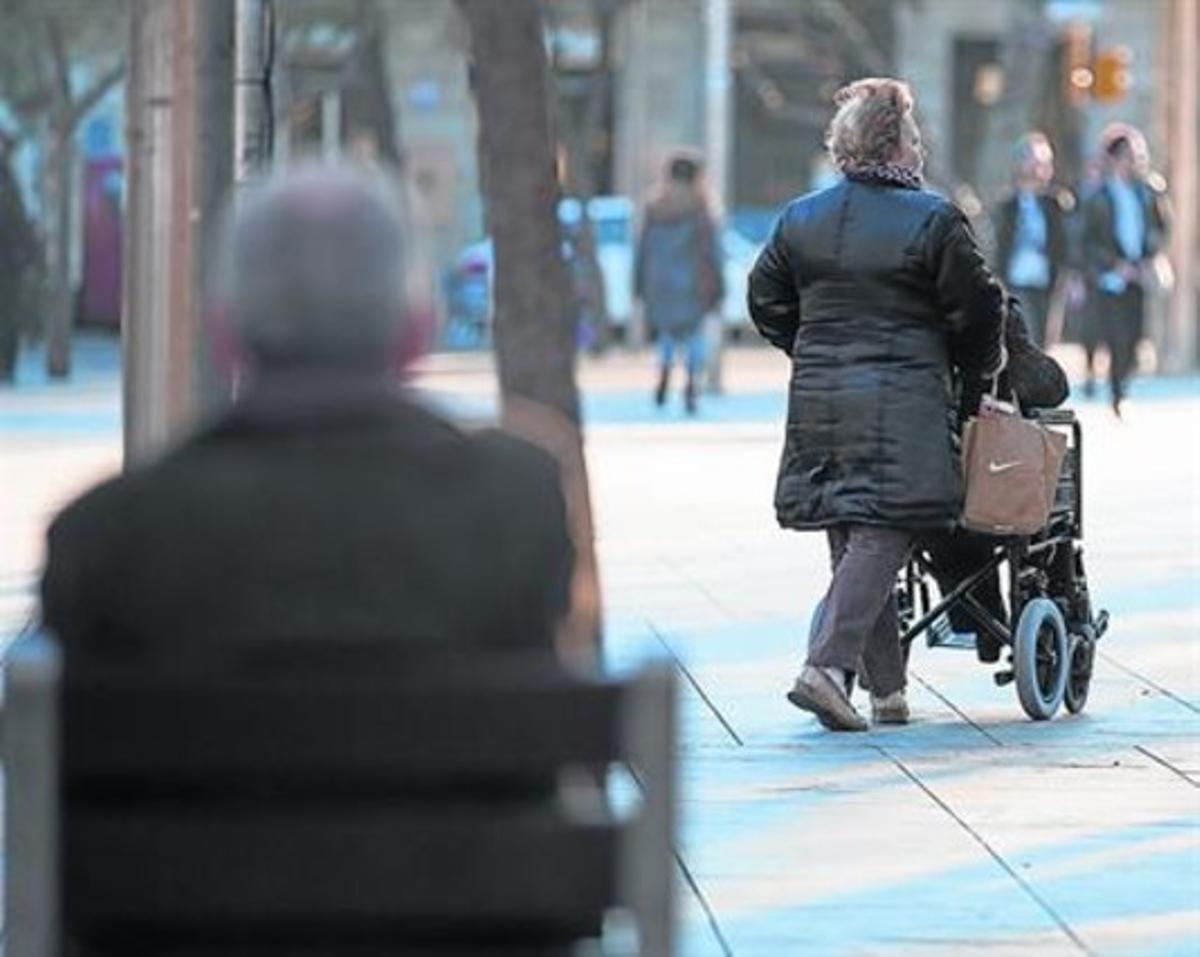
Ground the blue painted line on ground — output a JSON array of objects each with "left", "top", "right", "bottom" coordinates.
[
  {"left": 604, "top": 571, "right": 1198, "bottom": 675},
  {"left": 1069, "top": 374, "right": 1200, "bottom": 404},
  {"left": 7, "top": 336, "right": 1199, "bottom": 432},
  {"left": 708, "top": 849, "right": 1062, "bottom": 950},
  {"left": 409, "top": 372, "right": 1200, "bottom": 431},
  {"left": 1102, "top": 578, "right": 1200, "bottom": 617},
  {"left": 7, "top": 335, "right": 123, "bottom": 389},
  {"left": 701, "top": 813, "right": 1198, "bottom": 952},
  {"left": 0, "top": 409, "right": 121, "bottom": 434}
]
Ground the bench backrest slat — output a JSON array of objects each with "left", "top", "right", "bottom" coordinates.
[
  {"left": 64, "top": 673, "right": 623, "bottom": 785},
  {"left": 22, "top": 649, "right": 678, "bottom": 952}
]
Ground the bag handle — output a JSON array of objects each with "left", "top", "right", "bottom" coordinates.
[
  {"left": 982, "top": 371, "right": 1018, "bottom": 416},
  {"left": 984, "top": 335, "right": 1016, "bottom": 407}
]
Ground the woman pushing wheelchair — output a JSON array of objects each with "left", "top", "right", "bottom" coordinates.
[{"left": 748, "top": 77, "right": 1076, "bottom": 732}]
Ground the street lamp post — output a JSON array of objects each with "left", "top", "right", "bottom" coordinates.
[
  {"left": 1167, "top": 0, "right": 1197, "bottom": 371},
  {"left": 124, "top": 0, "right": 235, "bottom": 464},
  {"left": 234, "top": 0, "right": 273, "bottom": 186},
  {"left": 124, "top": 0, "right": 184, "bottom": 464},
  {"left": 704, "top": 0, "right": 731, "bottom": 216}
]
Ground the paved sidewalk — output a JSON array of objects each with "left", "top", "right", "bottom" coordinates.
[
  {"left": 2, "top": 338, "right": 1198, "bottom": 954},
  {"left": 588, "top": 357, "right": 1200, "bottom": 955},
  {"left": 0, "top": 336, "right": 123, "bottom": 642}
]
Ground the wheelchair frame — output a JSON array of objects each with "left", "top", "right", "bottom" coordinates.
[{"left": 897, "top": 409, "right": 1108, "bottom": 719}]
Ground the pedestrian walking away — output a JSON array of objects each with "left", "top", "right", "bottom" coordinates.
[
  {"left": 1081, "top": 125, "right": 1171, "bottom": 417},
  {"left": 748, "top": 77, "right": 1005, "bottom": 732},
  {"left": 635, "top": 152, "right": 724, "bottom": 415},
  {"left": 992, "top": 132, "right": 1072, "bottom": 349}
]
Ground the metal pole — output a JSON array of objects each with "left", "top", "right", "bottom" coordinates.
[
  {"left": 193, "top": 1, "right": 236, "bottom": 412},
  {"left": 622, "top": 0, "right": 650, "bottom": 347},
  {"left": 1166, "top": 0, "right": 1198, "bottom": 371},
  {"left": 124, "top": 0, "right": 219, "bottom": 464},
  {"left": 167, "top": 0, "right": 198, "bottom": 431},
  {"left": 703, "top": 0, "right": 731, "bottom": 392},
  {"left": 703, "top": 0, "right": 731, "bottom": 216},
  {"left": 234, "top": 0, "right": 271, "bottom": 186},
  {"left": 123, "top": 0, "right": 177, "bottom": 464}
]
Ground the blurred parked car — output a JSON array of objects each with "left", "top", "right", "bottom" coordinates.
[{"left": 442, "top": 196, "right": 761, "bottom": 346}]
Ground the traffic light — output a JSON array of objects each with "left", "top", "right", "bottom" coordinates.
[
  {"left": 1061, "top": 20, "right": 1093, "bottom": 106},
  {"left": 1093, "top": 46, "right": 1132, "bottom": 102}
]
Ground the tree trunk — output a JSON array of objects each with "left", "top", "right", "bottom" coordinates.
[
  {"left": 342, "top": 0, "right": 401, "bottom": 165},
  {"left": 44, "top": 15, "right": 75, "bottom": 379},
  {"left": 41, "top": 17, "right": 126, "bottom": 379},
  {"left": 458, "top": 0, "right": 601, "bottom": 663},
  {"left": 46, "top": 116, "right": 74, "bottom": 378},
  {"left": 193, "top": 0, "right": 236, "bottom": 412},
  {"left": 234, "top": 0, "right": 271, "bottom": 184}
]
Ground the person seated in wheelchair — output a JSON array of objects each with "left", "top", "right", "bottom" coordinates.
[{"left": 923, "top": 293, "right": 1069, "bottom": 663}]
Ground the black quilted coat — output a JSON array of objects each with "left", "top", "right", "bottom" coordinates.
[{"left": 748, "top": 177, "right": 1005, "bottom": 531}]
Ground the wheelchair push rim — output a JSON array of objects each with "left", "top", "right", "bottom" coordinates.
[{"left": 1014, "top": 598, "right": 1069, "bottom": 720}]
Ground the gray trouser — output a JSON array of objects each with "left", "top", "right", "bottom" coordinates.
[{"left": 806, "top": 525, "right": 913, "bottom": 697}]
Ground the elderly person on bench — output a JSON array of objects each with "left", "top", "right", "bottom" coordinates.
[{"left": 42, "top": 164, "right": 574, "bottom": 678}]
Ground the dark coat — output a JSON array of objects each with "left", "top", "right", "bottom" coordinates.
[
  {"left": 41, "top": 388, "right": 573, "bottom": 678},
  {"left": 1082, "top": 174, "right": 1170, "bottom": 280},
  {"left": 634, "top": 188, "right": 724, "bottom": 336},
  {"left": 992, "top": 188, "right": 1072, "bottom": 291},
  {"left": 748, "top": 178, "right": 1004, "bottom": 531},
  {"left": 1003, "top": 296, "right": 1070, "bottom": 409}
]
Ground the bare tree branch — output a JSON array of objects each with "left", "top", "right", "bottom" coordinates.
[
  {"left": 811, "top": 0, "right": 888, "bottom": 76},
  {"left": 44, "top": 13, "right": 72, "bottom": 111},
  {"left": 68, "top": 59, "right": 125, "bottom": 128}
]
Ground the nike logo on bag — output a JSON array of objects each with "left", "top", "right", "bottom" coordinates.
[{"left": 988, "top": 460, "right": 1022, "bottom": 474}]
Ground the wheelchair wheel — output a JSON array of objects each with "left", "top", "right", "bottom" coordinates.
[
  {"left": 1064, "top": 635, "right": 1094, "bottom": 714},
  {"left": 1014, "top": 598, "right": 1069, "bottom": 720}
]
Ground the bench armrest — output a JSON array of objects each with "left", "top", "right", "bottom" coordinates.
[
  {"left": 620, "top": 666, "right": 677, "bottom": 956},
  {"left": 3, "top": 631, "right": 62, "bottom": 957}
]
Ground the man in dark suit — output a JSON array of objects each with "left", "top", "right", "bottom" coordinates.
[
  {"left": 1082, "top": 129, "right": 1171, "bottom": 416},
  {"left": 992, "top": 132, "right": 1072, "bottom": 349},
  {"left": 41, "top": 165, "right": 574, "bottom": 674}
]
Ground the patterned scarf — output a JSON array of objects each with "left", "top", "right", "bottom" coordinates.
[{"left": 842, "top": 161, "right": 923, "bottom": 191}]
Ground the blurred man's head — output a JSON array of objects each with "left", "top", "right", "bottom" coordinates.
[
  {"left": 666, "top": 153, "right": 701, "bottom": 186},
  {"left": 213, "top": 163, "right": 409, "bottom": 379},
  {"left": 826, "top": 77, "right": 924, "bottom": 175},
  {"left": 1105, "top": 135, "right": 1137, "bottom": 180},
  {"left": 1100, "top": 123, "right": 1148, "bottom": 181},
  {"left": 1013, "top": 132, "right": 1054, "bottom": 189}
]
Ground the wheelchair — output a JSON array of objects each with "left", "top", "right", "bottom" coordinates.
[{"left": 898, "top": 409, "right": 1109, "bottom": 720}]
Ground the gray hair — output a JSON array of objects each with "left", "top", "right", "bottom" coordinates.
[
  {"left": 1013, "top": 131, "right": 1053, "bottom": 165},
  {"left": 214, "top": 163, "right": 408, "bottom": 370},
  {"left": 825, "top": 77, "right": 922, "bottom": 172}
]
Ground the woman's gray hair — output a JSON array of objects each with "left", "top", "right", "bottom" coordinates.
[
  {"left": 825, "top": 77, "right": 922, "bottom": 172},
  {"left": 212, "top": 162, "right": 408, "bottom": 369}
]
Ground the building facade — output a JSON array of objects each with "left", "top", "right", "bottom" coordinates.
[{"left": 362, "top": 0, "right": 1194, "bottom": 361}]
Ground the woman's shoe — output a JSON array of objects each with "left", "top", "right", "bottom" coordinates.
[
  {"left": 787, "top": 666, "right": 868, "bottom": 732},
  {"left": 870, "top": 689, "right": 910, "bottom": 725}
]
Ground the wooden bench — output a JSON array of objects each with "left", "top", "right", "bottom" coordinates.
[{"left": 3, "top": 634, "right": 676, "bottom": 954}]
